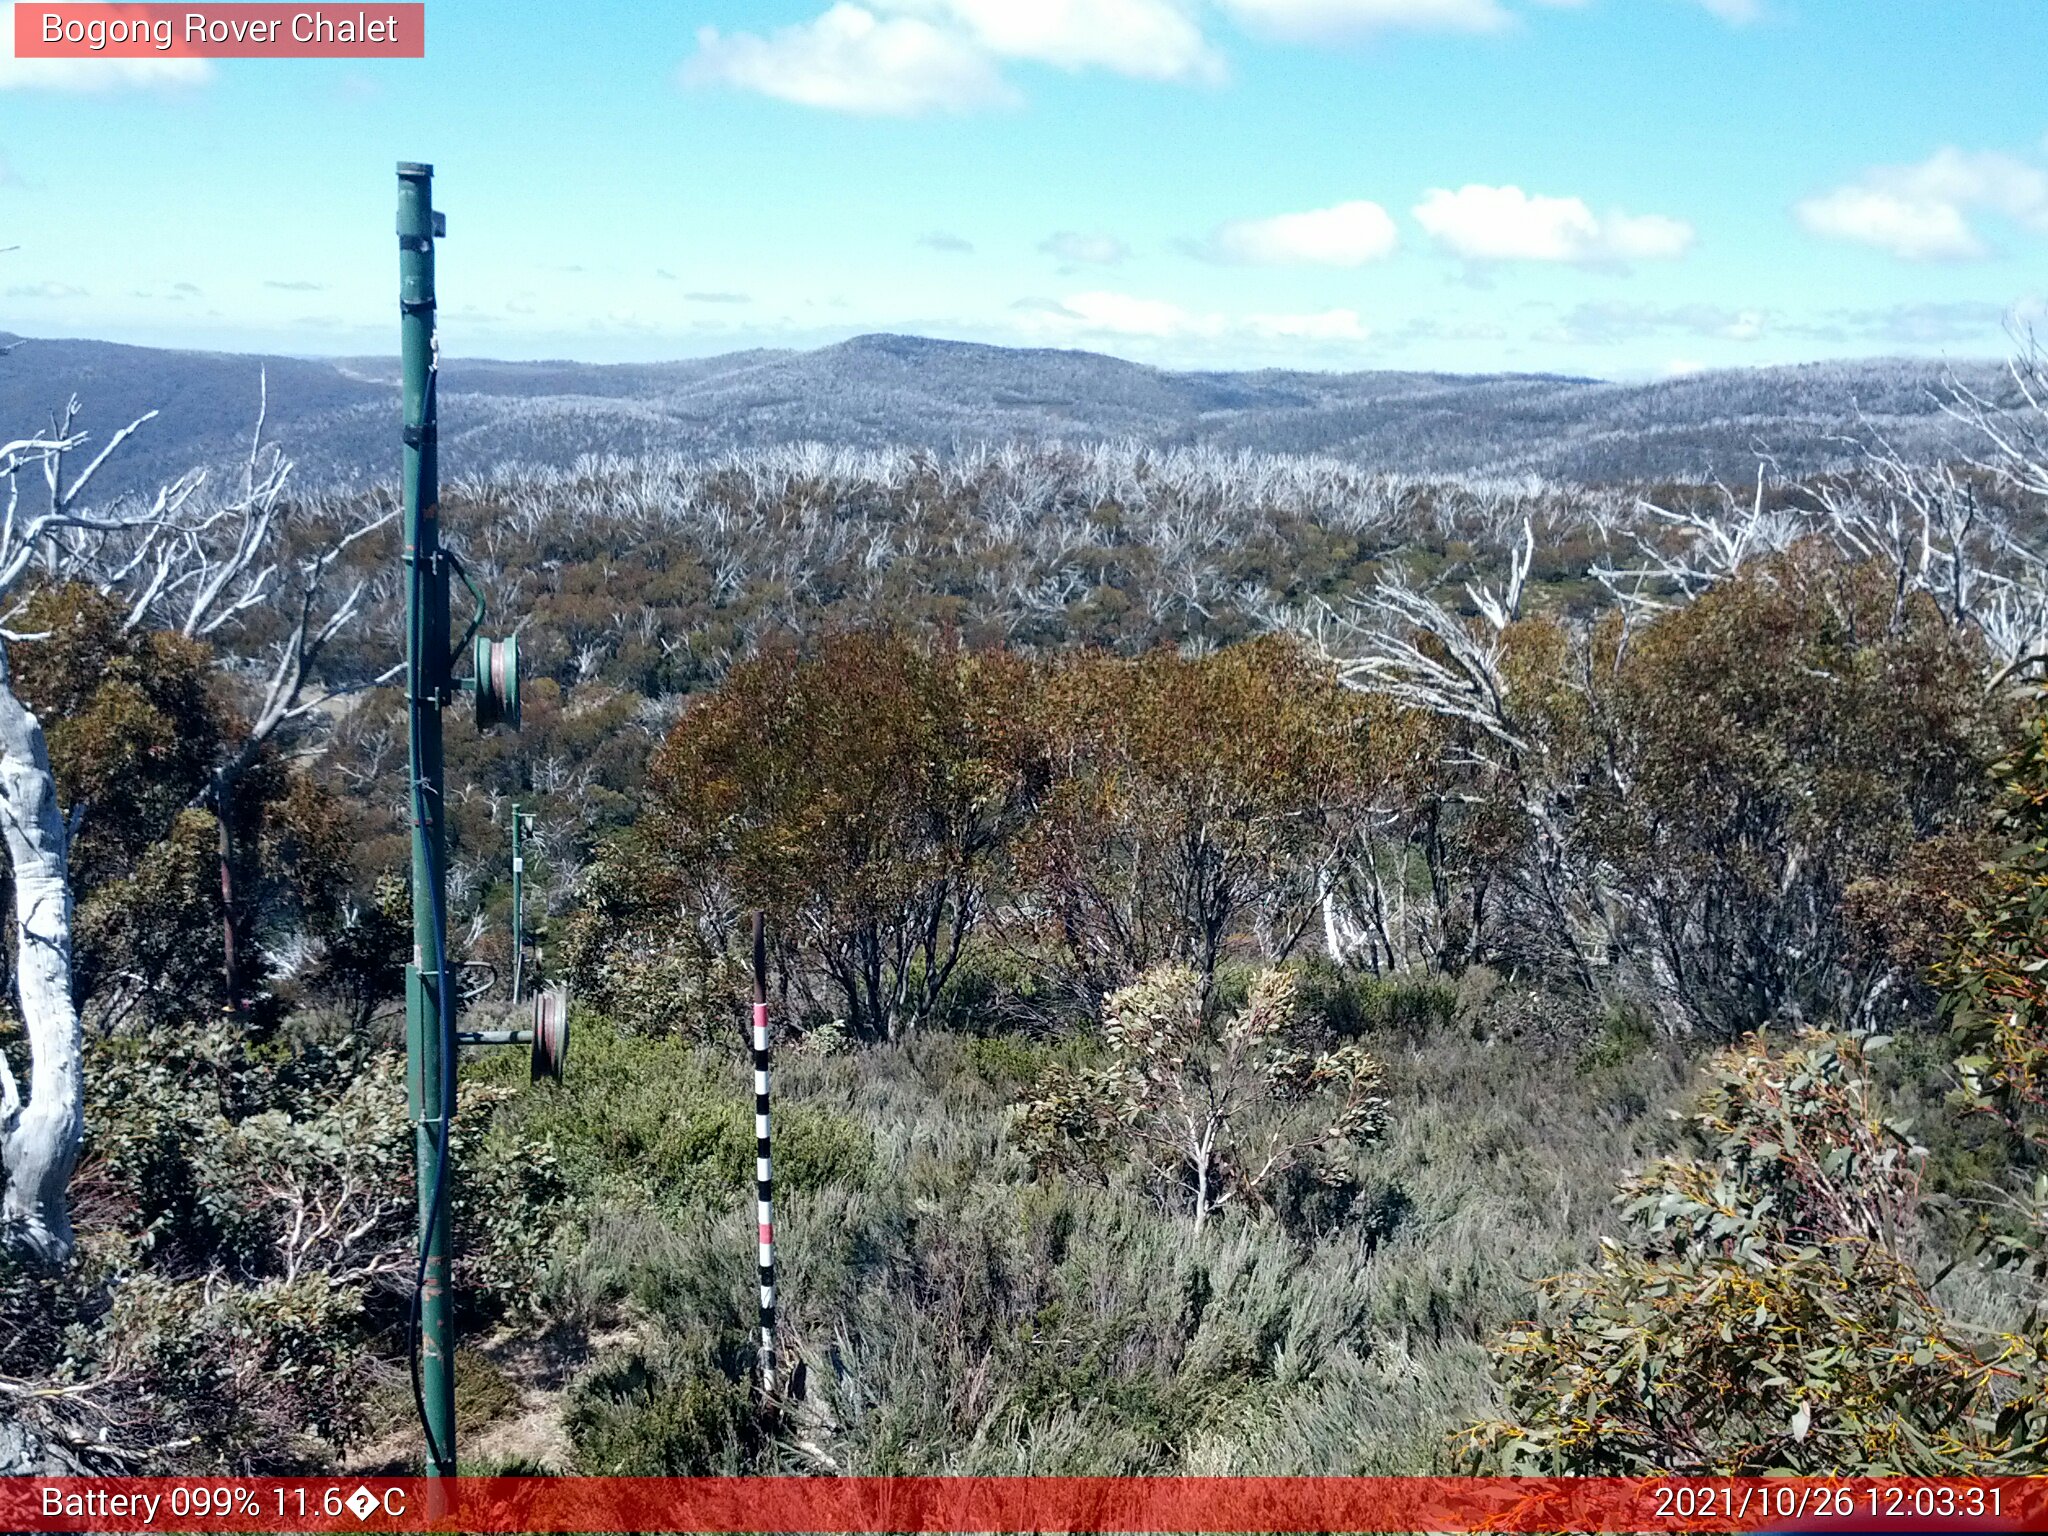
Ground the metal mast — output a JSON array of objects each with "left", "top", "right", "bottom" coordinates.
[{"left": 398, "top": 160, "right": 457, "bottom": 1480}]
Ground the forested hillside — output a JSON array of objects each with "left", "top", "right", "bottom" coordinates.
[
  {"left": 0, "top": 332, "right": 2006, "bottom": 499},
  {"left": 4, "top": 350, "right": 2048, "bottom": 1476}
]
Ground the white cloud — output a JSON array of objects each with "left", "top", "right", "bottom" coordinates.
[
  {"left": 1017, "top": 291, "right": 1372, "bottom": 350},
  {"left": 1024, "top": 289, "right": 1224, "bottom": 338},
  {"left": 1219, "top": 0, "right": 1758, "bottom": 39},
  {"left": 0, "top": 55, "right": 212, "bottom": 90},
  {"left": 1900, "top": 148, "right": 2048, "bottom": 225},
  {"left": 1413, "top": 184, "right": 1693, "bottom": 263},
  {"left": 1247, "top": 307, "right": 1370, "bottom": 340},
  {"left": 886, "top": 0, "right": 1220, "bottom": 80},
  {"left": 687, "top": 0, "right": 1217, "bottom": 113},
  {"left": 1040, "top": 230, "right": 1131, "bottom": 265},
  {"left": 1217, "top": 0, "right": 1511, "bottom": 38},
  {"left": 686, "top": 4, "right": 1014, "bottom": 116},
  {"left": 1687, "top": 0, "right": 1762, "bottom": 21},
  {"left": 1795, "top": 188, "right": 1979, "bottom": 261},
  {"left": 687, "top": 0, "right": 1764, "bottom": 114},
  {"left": 1795, "top": 147, "right": 2048, "bottom": 261},
  {"left": 1724, "top": 308, "right": 1764, "bottom": 341},
  {"left": 1841, "top": 301, "right": 2006, "bottom": 345},
  {"left": 1205, "top": 200, "right": 1400, "bottom": 265},
  {"left": 1545, "top": 300, "right": 1766, "bottom": 345}
]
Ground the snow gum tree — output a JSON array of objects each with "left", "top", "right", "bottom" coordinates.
[
  {"left": 1019, "top": 963, "right": 1390, "bottom": 1232},
  {"left": 0, "top": 411, "right": 195, "bottom": 1262},
  {"left": 0, "top": 394, "right": 383, "bottom": 1264}
]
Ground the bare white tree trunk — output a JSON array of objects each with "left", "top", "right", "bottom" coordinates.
[
  {"left": 0, "top": 391, "right": 318, "bottom": 1263},
  {"left": 0, "top": 645, "right": 79, "bottom": 1265}
]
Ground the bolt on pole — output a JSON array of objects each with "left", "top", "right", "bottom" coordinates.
[{"left": 398, "top": 159, "right": 457, "bottom": 1481}]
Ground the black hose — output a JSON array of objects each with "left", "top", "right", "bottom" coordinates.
[{"left": 405, "top": 810, "right": 456, "bottom": 1474}]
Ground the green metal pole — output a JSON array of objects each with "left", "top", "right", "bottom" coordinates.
[
  {"left": 398, "top": 160, "right": 457, "bottom": 1481},
  {"left": 510, "top": 803, "right": 524, "bottom": 1006}
]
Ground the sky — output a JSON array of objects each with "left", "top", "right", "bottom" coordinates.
[{"left": 0, "top": 0, "right": 2043, "bottom": 378}]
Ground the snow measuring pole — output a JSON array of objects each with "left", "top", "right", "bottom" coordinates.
[
  {"left": 752, "top": 912, "right": 777, "bottom": 1394},
  {"left": 398, "top": 161, "right": 537, "bottom": 1478}
]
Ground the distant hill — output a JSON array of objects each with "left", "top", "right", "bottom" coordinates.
[{"left": 0, "top": 330, "right": 2003, "bottom": 500}]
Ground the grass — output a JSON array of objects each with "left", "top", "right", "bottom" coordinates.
[
  {"left": 495, "top": 978, "right": 1699, "bottom": 1475},
  {"left": 473, "top": 1022, "right": 875, "bottom": 1212}
]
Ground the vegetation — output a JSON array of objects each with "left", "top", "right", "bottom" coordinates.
[
  {"left": 1019, "top": 964, "right": 1389, "bottom": 1233},
  {"left": 1459, "top": 1031, "right": 2042, "bottom": 1473},
  {"left": 6, "top": 348, "right": 2048, "bottom": 1475},
  {"left": 1457, "top": 690, "right": 2048, "bottom": 1473},
  {"left": 0, "top": 333, "right": 2007, "bottom": 497},
  {"left": 524, "top": 1015, "right": 1689, "bottom": 1475}
]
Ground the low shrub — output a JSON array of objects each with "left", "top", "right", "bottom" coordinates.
[
  {"left": 1459, "top": 1031, "right": 2046, "bottom": 1474},
  {"left": 565, "top": 1326, "right": 766, "bottom": 1474},
  {"left": 0, "top": 1016, "right": 569, "bottom": 1472},
  {"left": 487, "top": 1017, "right": 874, "bottom": 1210}
]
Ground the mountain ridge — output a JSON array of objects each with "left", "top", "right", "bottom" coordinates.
[{"left": 0, "top": 330, "right": 2000, "bottom": 498}]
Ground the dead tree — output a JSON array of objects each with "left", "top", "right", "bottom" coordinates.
[
  {"left": 1309, "top": 521, "right": 1622, "bottom": 997},
  {"left": 1593, "top": 371, "right": 2048, "bottom": 683},
  {"left": 0, "top": 381, "right": 389, "bottom": 1257},
  {"left": 0, "top": 407, "right": 205, "bottom": 1263},
  {"left": 140, "top": 384, "right": 396, "bottom": 1012},
  {"left": 1942, "top": 337, "right": 2048, "bottom": 683}
]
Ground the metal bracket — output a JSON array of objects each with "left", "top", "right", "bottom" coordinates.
[
  {"left": 458, "top": 1029, "right": 534, "bottom": 1047},
  {"left": 447, "top": 547, "right": 486, "bottom": 658}
]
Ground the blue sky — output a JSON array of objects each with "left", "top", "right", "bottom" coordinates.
[{"left": 1, "top": 0, "right": 2043, "bottom": 377}]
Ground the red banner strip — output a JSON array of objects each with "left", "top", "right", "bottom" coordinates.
[
  {"left": 2, "top": 1477, "right": 2045, "bottom": 1534},
  {"left": 15, "top": 5, "right": 425, "bottom": 59}
]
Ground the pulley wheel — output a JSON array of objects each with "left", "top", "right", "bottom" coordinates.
[
  {"left": 475, "top": 633, "right": 521, "bottom": 732},
  {"left": 531, "top": 985, "right": 569, "bottom": 1083}
]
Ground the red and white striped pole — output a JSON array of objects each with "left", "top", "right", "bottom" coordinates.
[{"left": 751, "top": 910, "right": 777, "bottom": 1395}]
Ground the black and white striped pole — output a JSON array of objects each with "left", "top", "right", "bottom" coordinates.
[{"left": 751, "top": 911, "right": 777, "bottom": 1395}]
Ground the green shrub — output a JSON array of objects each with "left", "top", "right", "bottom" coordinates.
[
  {"left": 568, "top": 908, "right": 747, "bottom": 1044},
  {"left": 1019, "top": 964, "right": 1389, "bottom": 1231},
  {"left": 1296, "top": 961, "right": 1459, "bottom": 1039},
  {"left": 566, "top": 1328, "right": 764, "bottom": 1474},
  {"left": 534, "top": 1011, "right": 1703, "bottom": 1476},
  {"left": 1361, "top": 975, "right": 1459, "bottom": 1036},
  {"left": 964, "top": 1033, "right": 1055, "bottom": 1089},
  {"left": 1583, "top": 998, "right": 1657, "bottom": 1071},
  {"left": 930, "top": 940, "right": 1056, "bottom": 1036},
  {"left": 1459, "top": 1030, "right": 2044, "bottom": 1474},
  {"left": 72, "top": 1268, "right": 375, "bottom": 1467},
  {"left": 0, "top": 1017, "right": 570, "bottom": 1471},
  {"left": 454, "top": 1347, "right": 523, "bottom": 1435},
  {"left": 490, "top": 1018, "right": 873, "bottom": 1210}
]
